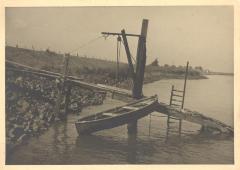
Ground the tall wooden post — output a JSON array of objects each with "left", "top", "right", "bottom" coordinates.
[
  {"left": 181, "top": 61, "right": 189, "bottom": 109},
  {"left": 128, "top": 19, "right": 148, "bottom": 134},
  {"left": 132, "top": 19, "right": 148, "bottom": 99},
  {"left": 64, "top": 83, "right": 72, "bottom": 115},
  {"left": 121, "top": 29, "right": 135, "bottom": 79},
  {"left": 179, "top": 61, "right": 189, "bottom": 134},
  {"left": 55, "top": 53, "right": 70, "bottom": 120},
  {"left": 116, "top": 36, "right": 122, "bottom": 84}
]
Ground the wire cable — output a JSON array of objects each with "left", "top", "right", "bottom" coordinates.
[{"left": 68, "top": 35, "right": 104, "bottom": 55}]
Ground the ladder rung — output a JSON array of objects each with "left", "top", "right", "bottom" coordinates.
[
  {"left": 173, "top": 89, "right": 184, "bottom": 93},
  {"left": 171, "top": 104, "right": 181, "bottom": 107},
  {"left": 172, "top": 99, "right": 182, "bottom": 102},
  {"left": 169, "top": 117, "right": 181, "bottom": 120},
  {"left": 167, "top": 130, "right": 181, "bottom": 133},
  {"left": 172, "top": 94, "right": 183, "bottom": 97}
]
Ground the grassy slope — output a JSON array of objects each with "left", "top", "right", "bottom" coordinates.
[
  {"left": 6, "top": 46, "right": 207, "bottom": 83},
  {"left": 6, "top": 46, "right": 128, "bottom": 74}
]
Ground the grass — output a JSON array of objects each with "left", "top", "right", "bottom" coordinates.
[{"left": 6, "top": 46, "right": 207, "bottom": 84}]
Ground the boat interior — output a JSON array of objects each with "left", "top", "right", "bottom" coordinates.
[{"left": 78, "top": 96, "right": 157, "bottom": 122}]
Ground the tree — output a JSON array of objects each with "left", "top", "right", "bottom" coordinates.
[
  {"left": 195, "top": 66, "right": 203, "bottom": 71},
  {"left": 164, "top": 64, "right": 169, "bottom": 67},
  {"left": 150, "top": 58, "right": 159, "bottom": 66}
]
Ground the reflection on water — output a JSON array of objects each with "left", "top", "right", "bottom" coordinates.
[
  {"left": 6, "top": 113, "right": 233, "bottom": 164},
  {"left": 127, "top": 133, "right": 137, "bottom": 163},
  {"left": 53, "top": 120, "right": 69, "bottom": 161}
]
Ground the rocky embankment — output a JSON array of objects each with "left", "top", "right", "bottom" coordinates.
[{"left": 6, "top": 70, "right": 106, "bottom": 151}]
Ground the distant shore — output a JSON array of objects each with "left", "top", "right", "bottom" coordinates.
[
  {"left": 144, "top": 73, "right": 207, "bottom": 84},
  {"left": 206, "top": 72, "right": 234, "bottom": 76}
]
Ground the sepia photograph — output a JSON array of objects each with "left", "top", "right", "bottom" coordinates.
[{"left": 2, "top": 2, "right": 238, "bottom": 166}]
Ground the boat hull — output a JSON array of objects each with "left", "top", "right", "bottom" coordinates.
[{"left": 75, "top": 99, "right": 158, "bottom": 135}]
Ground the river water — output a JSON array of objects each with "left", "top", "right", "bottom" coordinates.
[{"left": 6, "top": 75, "right": 234, "bottom": 164}]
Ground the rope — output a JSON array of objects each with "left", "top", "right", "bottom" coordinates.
[
  {"left": 119, "top": 38, "right": 121, "bottom": 62},
  {"left": 68, "top": 35, "right": 104, "bottom": 55},
  {"left": 116, "top": 36, "right": 122, "bottom": 83}
]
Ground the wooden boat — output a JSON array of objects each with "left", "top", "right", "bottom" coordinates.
[{"left": 75, "top": 95, "right": 158, "bottom": 135}]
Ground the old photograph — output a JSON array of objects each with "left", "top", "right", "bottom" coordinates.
[{"left": 5, "top": 6, "right": 234, "bottom": 164}]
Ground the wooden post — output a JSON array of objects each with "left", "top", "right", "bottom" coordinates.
[
  {"left": 116, "top": 36, "right": 121, "bottom": 83},
  {"left": 169, "top": 85, "right": 174, "bottom": 106},
  {"left": 128, "top": 19, "right": 149, "bottom": 134},
  {"left": 121, "top": 29, "right": 135, "bottom": 79},
  {"left": 64, "top": 83, "right": 72, "bottom": 115},
  {"left": 55, "top": 53, "right": 70, "bottom": 120},
  {"left": 179, "top": 61, "right": 189, "bottom": 135},
  {"left": 181, "top": 61, "right": 189, "bottom": 109},
  {"left": 132, "top": 19, "right": 148, "bottom": 99}
]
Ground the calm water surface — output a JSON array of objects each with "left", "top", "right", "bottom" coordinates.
[{"left": 6, "top": 75, "right": 234, "bottom": 164}]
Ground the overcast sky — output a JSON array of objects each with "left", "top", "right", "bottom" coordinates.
[{"left": 6, "top": 6, "right": 233, "bottom": 72}]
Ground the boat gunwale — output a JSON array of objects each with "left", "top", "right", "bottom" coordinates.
[{"left": 75, "top": 95, "right": 158, "bottom": 124}]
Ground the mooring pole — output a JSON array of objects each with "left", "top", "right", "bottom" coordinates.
[
  {"left": 128, "top": 19, "right": 149, "bottom": 134},
  {"left": 132, "top": 19, "right": 148, "bottom": 99},
  {"left": 179, "top": 61, "right": 189, "bottom": 134},
  {"left": 181, "top": 61, "right": 189, "bottom": 109},
  {"left": 55, "top": 53, "right": 70, "bottom": 120},
  {"left": 64, "top": 83, "right": 72, "bottom": 115}
]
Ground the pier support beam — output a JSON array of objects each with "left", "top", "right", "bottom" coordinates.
[{"left": 128, "top": 19, "right": 148, "bottom": 134}]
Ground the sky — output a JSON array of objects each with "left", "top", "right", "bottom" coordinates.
[{"left": 5, "top": 6, "right": 233, "bottom": 72}]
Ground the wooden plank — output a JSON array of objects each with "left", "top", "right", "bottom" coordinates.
[
  {"left": 173, "top": 89, "right": 184, "bottom": 93},
  {"left": 171, "top": 103, "right": 181, "bottom": 107},
  {"left": 171, "top": 99, "right": 183, "bottom": 102},
  {"left": 6, "top": 61, "right": 133, "bottom": 98},
  {"left": 122, "top": 106, "right": 139, "bottom": 110},
  {"left": 102, "top": 32, "right": 140, "bottom": 37},
  {"left": 172, "top": 94, "right": 183, "bottom": 98},
  {"left": 121, "top": 29, "right": 135, "bottom": 79},
  {"left": 6, "top": 60, "right": 84, "bottom": 81},
  {"left": 155, "top": 102, "right": 233, "bottom": 134},
  {"left": 102, "top": 113, "right": 116, "bottom": 116}
]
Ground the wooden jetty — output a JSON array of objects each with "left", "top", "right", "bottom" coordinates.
[
  {"left": 155, "top": 102, "right": 233, "bottom": 134},
  {"left": 6, "top": 60, "right": 132, "bottom": 97}
]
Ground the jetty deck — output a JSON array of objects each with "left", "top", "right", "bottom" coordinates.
[{"left": 155, "top": 102, "right": 233, "bottom": 134}]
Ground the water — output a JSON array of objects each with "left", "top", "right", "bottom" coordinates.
[{"left": 6, "top": 75, "right": 234, "bottom": 164}]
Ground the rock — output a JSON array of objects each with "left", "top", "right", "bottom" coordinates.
[
  {"left": 6, "top": 70, "right": 107, "bottom": 147},
  {"left": 17, "top": 134, "right": 28, "bottom": 142},
  {"left": 16, "top": 99, "right": 30, "bottom": 113},
  {"left": 15, "top": 76, "right": 23, "bottom": 83},
  {"left": 11, "top": 126, "right": 25, "bottom": 140},
  {"left": 70, "top": 101, "right": 82, "bottom": 112}
]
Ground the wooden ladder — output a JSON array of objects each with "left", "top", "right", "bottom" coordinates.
[
  {"left": 167, "top": 85, "right": 184, "bottom": 135},
  {"left": 167, "top": 61, "right": 189, "bottom": 136}
]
